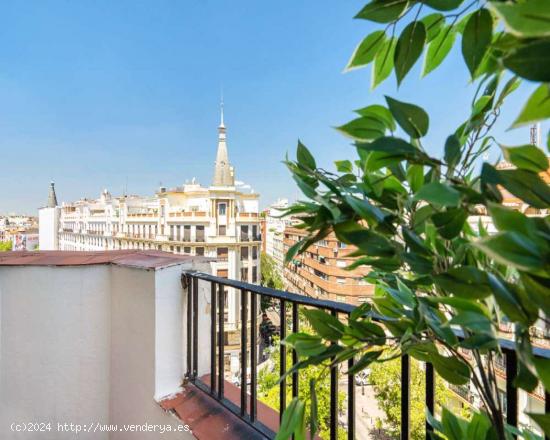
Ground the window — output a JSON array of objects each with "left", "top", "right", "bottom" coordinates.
[
  {"left": 336, "top": 260, "right": 347, "bottom": 268},
  {"left": 196, "top": 247, "right": 204, "bottom": 256},
  {"left": 336, "top": 295, "right": 346, "bottom": 303},
  {"left": 183, "top": 225, "right": 191, "bottom": 241},
  {"left": 184, "top": 247, "right": 191, "bottom": 254},
  {"left": 358, "top": 296, "right": 369, "bottom": 304},
  {"left": 218, "top": 225, "right": 226, "bottom": 236},
  {"left": 241, "top": 246, "right": 249, "bottom": 260},
  {"left": 217, "top": 247, "right": 228, "bottom": 260},
  {"left": 241, "top": 225, "right": 249, "bottom": 241},
  {"left": 252, "top": 246, "right": 258, "bottom": 260},
  {"left": 252, "top": 266, "right": 258, "bottom": 283},
  {"left": 338, "top": 242, "right": 347, "bottom": 249},
  {"left": 218, "top": 203, "right": 226, "bottom": 215},
  {"left": 337, "top": 277, "right": 346, "bottom": 284},
  {"left": 195, "top": 225, "right": 204, "bottom": 242},
  {"left": 252, "top": 225, "right": 258, "bottom": 238},
  {"left": 241, "top": 267, "right": 248, "bottom": 282}
]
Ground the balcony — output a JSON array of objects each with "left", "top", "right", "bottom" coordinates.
[{"left": 1, "top": 252, "right": 548, "bottom": 440}]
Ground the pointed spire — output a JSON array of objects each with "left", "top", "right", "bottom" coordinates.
[
  {"left": 47, "top": 181, "right": 58, "bottom": 208},
  {"left": 213, "top": 100, "right": 235, "bottom": 187}
]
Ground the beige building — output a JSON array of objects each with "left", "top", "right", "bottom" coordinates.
[{"left": 39, "top": 109, "right": 261, "bottom": 379}]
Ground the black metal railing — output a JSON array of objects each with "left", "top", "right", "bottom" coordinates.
[{"left": 182, "top": 271, "right": 550, "bottom": 440}]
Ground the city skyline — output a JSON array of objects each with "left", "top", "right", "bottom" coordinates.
[{"left": 0, "top": 0, "right": 546, "bottom": 214}]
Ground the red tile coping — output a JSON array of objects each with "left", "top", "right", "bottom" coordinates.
[
  {"left": 0, "top": 250, "right": 211, "bottom": 270},
  {"left": 159, "top": 375, "right": 281, "bottom": 440}
]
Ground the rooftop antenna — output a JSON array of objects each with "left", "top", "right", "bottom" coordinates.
[{"left": 530, "top": 123, "right": 542, "bottom": 147}]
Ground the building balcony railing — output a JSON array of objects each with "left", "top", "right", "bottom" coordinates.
[{"left": 182, "top": 271, "right": 550, "bottom": 440}]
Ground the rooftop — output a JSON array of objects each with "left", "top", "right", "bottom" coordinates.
[{"left": 0, "top": 249, "right": 210, "bottom": 269}]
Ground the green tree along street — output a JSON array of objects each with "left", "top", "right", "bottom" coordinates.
[
  {"left": 258, "top": 335, "right": 346, "bottom": 440},
  {"left": 0, "top": 241, "right": 12, "bottom": 252},
  {"left": 275, "top": 1, "right": 550, "bottom": 439},
  {"left": 261, "top": 252, "right": 284, "bottom": 290},
  {"left": 368, "top": 358, "right": 461, "bottom": 440}
]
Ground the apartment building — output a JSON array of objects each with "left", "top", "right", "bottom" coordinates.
[
  {"left": 38, "top": 109, "right": 261, "bottom": 380},
  {"left": 283, "top": 226, "right": 374, "bottom": 305}
]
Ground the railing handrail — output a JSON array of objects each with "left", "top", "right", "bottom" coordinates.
[
  {"left": 187, "top": 271, "right": 355, "bottom": 315},
  {"left": 183, "top": 271, "right": 550, "bottom": 359}
]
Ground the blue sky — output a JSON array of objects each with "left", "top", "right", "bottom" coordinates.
[{"left": 0, "top": 0, "right": 544, "bottom": 214}]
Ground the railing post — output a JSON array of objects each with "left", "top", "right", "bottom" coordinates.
[
  {"left": 330, "top": 310, "right": 338, "bottom": 440},
  {"left": 280, "top": 299, "right": 287, "bottom": 423},
  {"left": 218, "top": 283, "right": 224, "bottom": 399},
  {"left": 250, "top": 292, "right": 258, "bottom": 422},
  {"left": 401, "top": 355, "right": 410, "bottom": 440},
  {"left": 210, "top": 281, "right": 217, "bottom": 394},
  {"left": 425, "top": 362, "right": 435, "bottom": 440},
  {"left": 240, "top": 289, "right": 248, "bottom": 416},
  {"left": 192, "top": 276, "right": 198, "bottom": 379},
  {"left": 348, "top": 355, "right": 355, "bottom": 440},
  {"left": 506, "top": 350, "right": 518, "bottom": 432},
  {"left": 186, "top": 274, "right": 193, "bottom": 379}
]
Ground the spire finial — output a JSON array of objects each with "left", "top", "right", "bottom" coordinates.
[{"left": 220, "top": 91, "right": 225, "bottom": 128}]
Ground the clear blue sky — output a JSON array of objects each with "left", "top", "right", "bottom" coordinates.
[{"left": 0, "top": 0, "right": 544, "bottom": 214}]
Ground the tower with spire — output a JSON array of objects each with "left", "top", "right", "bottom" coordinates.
[
  {"left": 47, "top": 181, "right": 58, "bottom": 208},
  {"left": 212, "top": 100, "right": 235, "bottom": 187}
]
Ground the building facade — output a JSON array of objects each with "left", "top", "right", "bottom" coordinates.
[
  {"left": 261, "top": 198, "right": 291, "bottom": 276},
  {"left": 283, "top": 227, "right": 374, "bottom": 305},
  {"left": 39, "top": 110, "right": 261, "bottom": 380}
]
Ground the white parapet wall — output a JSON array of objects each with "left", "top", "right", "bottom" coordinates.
[{"left": 0, "top": 251, "right": 211, "bottom": 440}]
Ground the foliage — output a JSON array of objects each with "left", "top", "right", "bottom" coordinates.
[
  {"left": 261, "top": 252, "right": 284, "bottom": 290},
  {"left": 260, "top": 252, "right": 284, "bottom": 310},
  {"left": 277, "top": 1, "right": 550, "bottom": 439},
  {"left": 0, "top": 241, "right": 12, "bottom": 252},
  {"left": 258, "top": 334, "right": 346, "bottom": 440},
  {"left": 368, "top": 358, "right": 459, "bottom": 440}
]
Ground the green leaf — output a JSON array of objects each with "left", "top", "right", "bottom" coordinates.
[
  {"left": 346, "top": 31, "right": 386, "bottom": 71},
  {"left": 512, "top": 84, "right": 550, "bottom": 128},
  {"left": 475, "top": 231, "right": 545, "bottom": 271},
  {"left": 413, "top": 182, "right": 461, "bottom": 206},
  {"left": 302, "top": 309, "right": 345, "bottom": 341},
  {"left": 421, "top": 0, "right": 464, "bottom": 11},
  {"left": 496, "top": 76, "right": 521, "bottom": 107},
  {"left": 442, "top": 407, "right": 466, "bottom": 440},
  {"left": 432, "top": 207, "right": 467, "bottom": 239},
  {"left": 355, "top": 0, "right": 409, "bottom": 23},
  {"left": 461, "top": 8, "right": 493, "bottom": 78},
  {"left": 431, "top": 354, "right": 470, "bottom": 385},
  {"left": 444, "top": 134, "right": 461, "bottom": 170},
  {"left": 487, "top": 203, "right": 537, "bottom": 237},
  {"left": 297, "top": 141, "right": 316, "bottom": 169},
  {"left": 355, "top": 104, "right": 396, "bottom": 131},
  {"left": 433, "top": 266, "right": 492, "bottom": 299},
  {"left": 448, "top": 311, "right": 494, "bottom": 334},
  {"left": 481, "top": 164, "right": 550, "bottom": 209},
  {"left": 491, "top": 0, "right": 550, "bottom": 38},
  {"left": 335, "top": 225, "right": 396, "bottom": 257},
  {"left": 283, "top": 333, "right": 327, "bottom": 357},
  {"left": 335, "top": 160, "right": 353, "bottom": 173},
  {"left": 534, "top": 357, "right": 550, "bottom": 393},
  {"left": 394, "top": 21, "right": 426, "bottom": 85},
  {"left": 423, "top": 24, "right": 456, "bottom": 76},
  {"left": 502, "top": 144, "right": 549, "bottom": 173},
  {"left": 487, "top": 274, "right": 531, "bottom": 324},
  {"left": 337, "top": 116, "right": 386, "bottom": 141},
  {"left": 526, "top": 413, "right": 550, "bottom": 438},
  {"left": 349, "top": 350, "right": 383, "bottom": 374},
  {"left": 503, "top": 40, "right": 550, "bottom": 82},
  {"left": 466, "top": 411, "right": 491, "bottom": 440},
  {"left": 385, "top": 96, "right": 429, "bottom": 138},
  {"left": 275, "top": 398, "right": 306, "bottom": 440},
  {"left": 514, "top": 360, "right": 538, "bottom": 392},
  {"left": 344, "top": 194, "right": 391, "bottom": 225},
  {"left": 372, "top": 37, "right": 397, "bottom": 89},
  {"left": 521, "top": 272, "right": 550, "bottom": 317},
  {"left": 422, "top": 13, "right": 445, "bottom": 42},
  {"left": 406, "top": 164, "right": 424, "bottom": 192}
]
